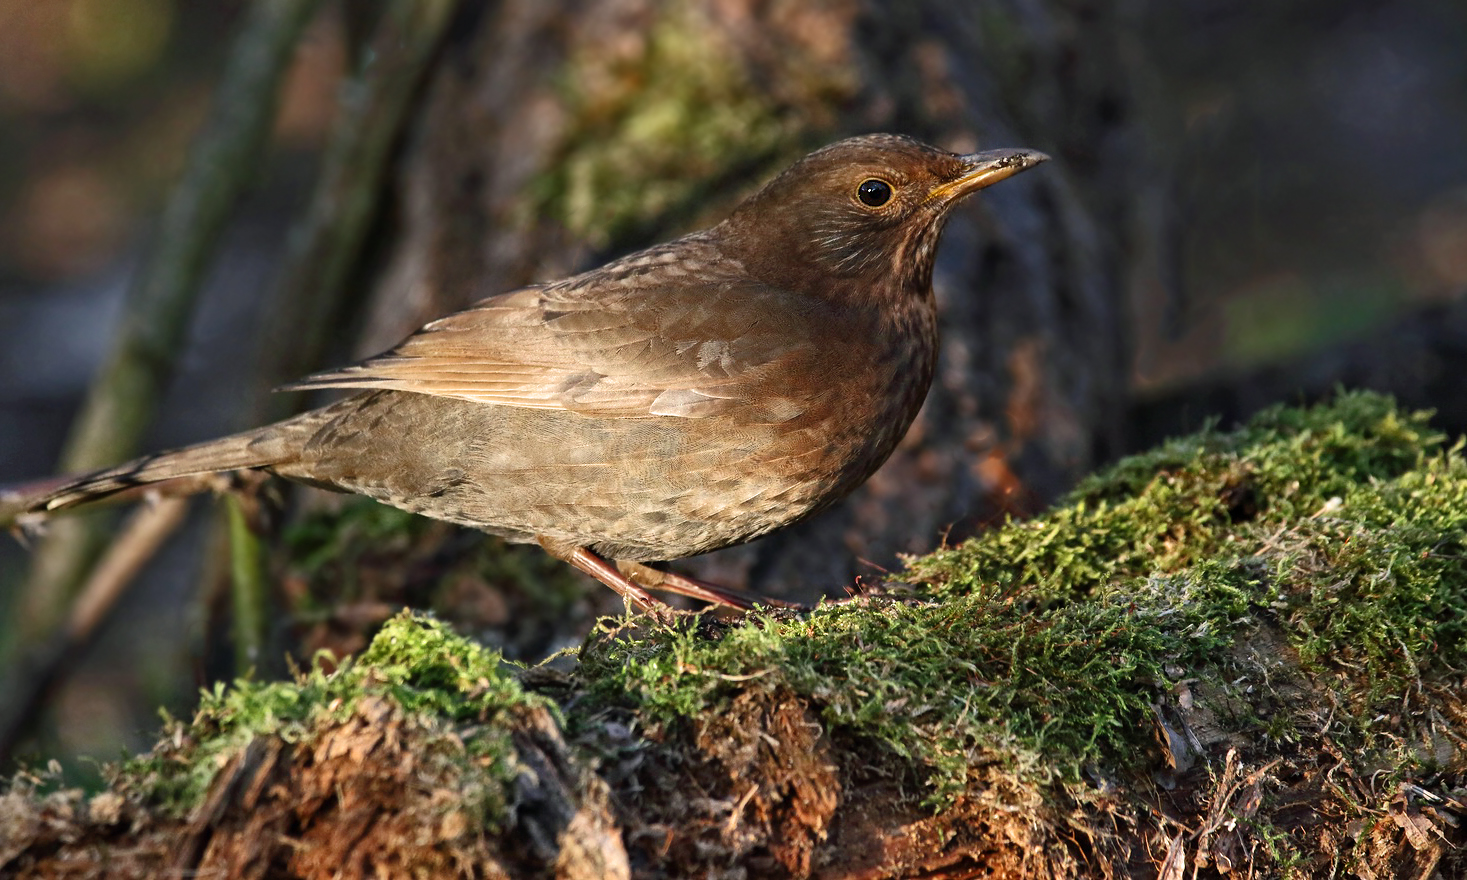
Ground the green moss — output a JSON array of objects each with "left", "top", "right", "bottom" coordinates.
[
  {"left": 119, "top": 613, "right": 549, "bottom": 820},
  {"left": 353, "top": 612, "right": 546, "bottom": 719},
  {"left": 582, "top": 560, "right": 1258, "bottom": 806},
  {"left": 911, "top": 392, "right": 1434, "bottom": 599},
  {"left": 529, "top": 2, "right": 854, "bottom": 249},
  {"left": 907, "top": 391, "right": 1466, "bottom": 692},
  {"left": 581, "top": 392, "right": 1467, "bottom": 804}
]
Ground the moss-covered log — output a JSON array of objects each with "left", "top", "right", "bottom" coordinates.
[{"left": 3, "top": 392, "right": 1464, "bottom": 878}]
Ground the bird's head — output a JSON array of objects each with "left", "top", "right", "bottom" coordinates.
[{"left": 723, "top": 134, "right": 1048, "bottom": 298}]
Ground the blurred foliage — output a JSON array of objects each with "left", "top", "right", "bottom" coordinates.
[
  {"left": 0, "top": 1, "right": 342, "bottom": 281},
  {"left": 1131, "top": 1, "right": 1467, "bottom": 385},
  {"left": 529, "top": 0, "right": 856, "bottom": 250},
  {"left": 280, "top": 497, "right": 599, "bottom": 666},
  {"left": 63, "top": 0, "right": 175, "bottom": 93}
]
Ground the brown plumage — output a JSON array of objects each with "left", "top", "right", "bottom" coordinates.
[{"left": 31, "top": 134, "right": 1047, "bottom": 609}]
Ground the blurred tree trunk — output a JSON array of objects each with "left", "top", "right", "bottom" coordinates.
[{"left": 348, "top": 0, "right": 1145, "bottom": 599}]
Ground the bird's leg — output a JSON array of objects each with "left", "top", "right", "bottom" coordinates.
[
  {"left": 616, "top": 560, "right": 805, "bottom": 611},
  {"left": 536, "top": 538, "right": 663, "bottom": 613}
]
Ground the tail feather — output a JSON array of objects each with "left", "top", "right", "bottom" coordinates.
[{"left": 36, "top": 422, "right": 306, "bottom": 513}]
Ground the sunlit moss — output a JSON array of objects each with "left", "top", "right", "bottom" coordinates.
[{"left": 119, "top": 613, "right": 548, "bottom": 822}]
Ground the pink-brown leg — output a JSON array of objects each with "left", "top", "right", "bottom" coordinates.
[
  {"left": 537, "top": 539, "right": 663, "bottom": 612},
  {"left": 616, "top": 560, "right": 806, "bottom": 611}
]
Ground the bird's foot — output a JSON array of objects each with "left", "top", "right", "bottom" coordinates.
[{"left": 616, "top": 560, "right": 807, "bottom": 611}]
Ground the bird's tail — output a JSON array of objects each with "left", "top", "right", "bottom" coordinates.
[{"left": 33, "top": 419, "right": 311, "bottom": 513}]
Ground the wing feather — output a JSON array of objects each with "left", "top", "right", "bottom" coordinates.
[{"left": 284, "top": 276, "right": 835, "bottom": 422}]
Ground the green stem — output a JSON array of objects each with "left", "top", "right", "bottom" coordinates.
[{"left": 225, "top": 495, "right": 267, "bottom": 676}]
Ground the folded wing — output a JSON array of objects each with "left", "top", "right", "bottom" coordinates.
[{"left": 284, "top": 280, "right": 835, "bottom": 422}]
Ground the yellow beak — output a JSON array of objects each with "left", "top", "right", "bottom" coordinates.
[{"left": 927, "top": 148, "right": 1050, "bottom": 203}]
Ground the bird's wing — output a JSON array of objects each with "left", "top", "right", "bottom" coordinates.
[{"left": 283, "top": 280, "right": 837, "bottom": 421}]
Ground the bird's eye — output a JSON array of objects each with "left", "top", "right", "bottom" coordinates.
[{"left": 856, "top": 178, "right": 893, "bottom": 208}]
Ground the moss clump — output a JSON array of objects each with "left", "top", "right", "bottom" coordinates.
[
  {"left": 530, "top": 3, "right": 856, "bottom": 249},
  {"left": 580, "top": 391, "right": 1467, "bottom": 804},
  {"left": 913, "top": 392, "right": 1434, "bottom": 599},
  {"left": 584, "top": 566, "right": 1254, "bottom": 806},
  {"left": 120, "top": 613, "right": 549, "bottom": 821},
  {"left": 912, "top": 391, "right": 1466, "bottom": 691}
]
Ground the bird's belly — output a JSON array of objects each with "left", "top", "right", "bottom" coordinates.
[
  {"left": 465, "top": 405, "right": 906, "bottom": 561},
  {"left": 295, "top": 379, "right": 927, "bottom": 562}
]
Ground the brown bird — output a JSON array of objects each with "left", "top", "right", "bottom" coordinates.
[{"left": 29, "top": 134, "right": 1047, "bottom": 610}]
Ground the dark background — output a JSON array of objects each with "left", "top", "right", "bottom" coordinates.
[{"left": 1, "top": 0, "right": 1464, "bottom": 771}]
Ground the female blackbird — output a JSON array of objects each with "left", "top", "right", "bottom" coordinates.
[{"left": 31, "top": 134, "right": 1047, "bottom": 609}]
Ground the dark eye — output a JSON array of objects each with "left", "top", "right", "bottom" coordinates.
[{"left": 856, "top": 178, "right": 893, "bottom": 207}]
